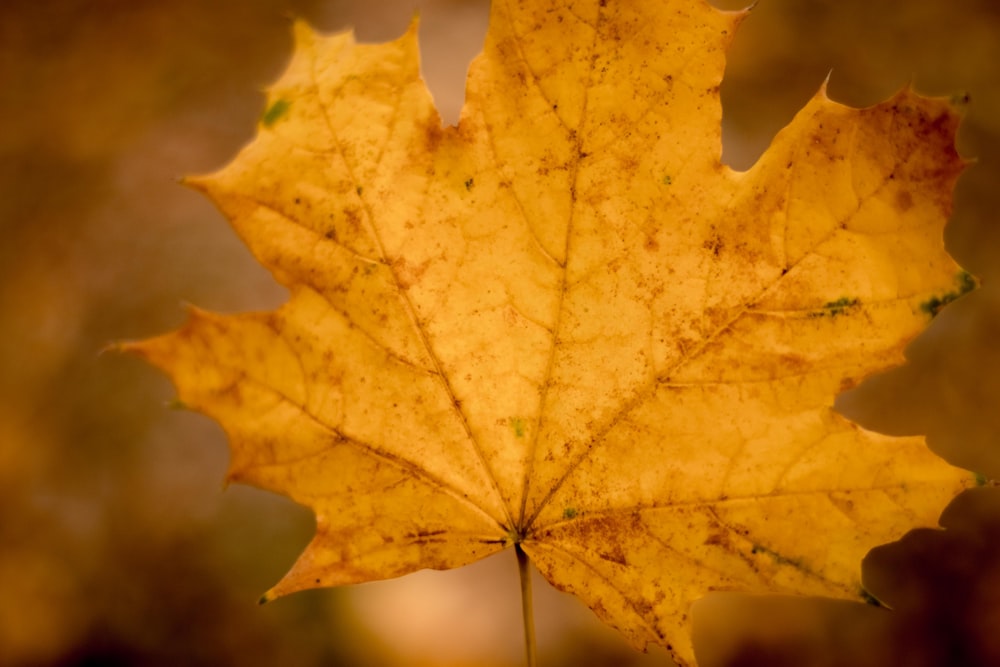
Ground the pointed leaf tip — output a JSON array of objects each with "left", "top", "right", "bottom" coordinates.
[
  {"left": 291, "top": 19, "right": 320, "bottom": 48},
  {"left": 178, "top": 173, "right": 213, "bottom": 194},
  {"left": 407, "top": 8, "right": 422, "bottom": 34}
]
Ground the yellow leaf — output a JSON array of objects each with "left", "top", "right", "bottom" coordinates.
[{"left": 123, "top": 1, "right": 975, "bottom": 664}]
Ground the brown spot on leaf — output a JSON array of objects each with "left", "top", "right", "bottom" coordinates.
[{"left": 896, "top": 190, "right": 914, "bottom": 211}]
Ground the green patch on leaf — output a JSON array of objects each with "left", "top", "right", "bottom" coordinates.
[
  {"left": 662, "top": 174, "right": 672, "bottom": 185},
  {"left": 750, "top": 543, "right": 806, "bottom": 571},
  {"left": 261, "top": 98, "right": 291, "bottom": 127},
  {"left": 975, "top": 472, "right": 989, "bottom": 487},
  {"left": 809, "top": 296, "right": 860, "bottom": 318},
  {"left": 859, "top": 587, "right": 883, "bottom": 607},
  {"left": 920, "top": 270, "right": 977, "bottom": 318},
  {"left": 509, "top": 416, "right": 527, "bottom": 438},
  {"left": 563, "top": 507, "right": 578, "bottom": 519},
  {"left": 950, "top": 91, "right": 971, "bottom": 108}
]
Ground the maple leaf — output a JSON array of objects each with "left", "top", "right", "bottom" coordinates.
[{"left": 124, "top": 1, "right": 976, "bottom": 664}]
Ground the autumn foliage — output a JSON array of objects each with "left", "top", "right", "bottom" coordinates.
[{"left": 125, "top": 0, "right": 974, "bottom": 664}]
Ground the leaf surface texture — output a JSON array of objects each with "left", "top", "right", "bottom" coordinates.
[{"left": 128, "top": 1, "right": 974, "bottom": 663}]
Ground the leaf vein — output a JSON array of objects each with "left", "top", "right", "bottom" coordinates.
[
  {"left": 303, "top": 35, "right": 513, "bottom": 529},
  {"left": 219, "top": 364, "right": 506, "bottom": 530}
]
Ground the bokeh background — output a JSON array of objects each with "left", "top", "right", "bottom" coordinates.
[{"left": 3, "top": 0, "right": 1000, "bottom": 665}]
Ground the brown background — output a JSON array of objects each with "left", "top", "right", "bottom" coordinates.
[{"left": 2, "top": 0, "right": 999, "bottom": 665}]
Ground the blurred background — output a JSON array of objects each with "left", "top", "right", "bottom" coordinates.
[{"left": 2, "top": 0, "right": 1000, "bottom": 665}]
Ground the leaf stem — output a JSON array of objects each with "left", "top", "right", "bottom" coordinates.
[{"left": 515, "top": 543, "right": 537, "bottom": 667}]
